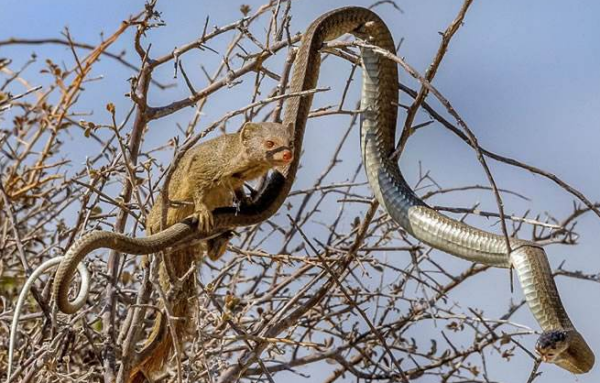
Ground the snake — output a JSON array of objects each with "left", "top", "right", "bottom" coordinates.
[
  {"left": 7, "top": 6, "right": 593, "bottom": 380},
  {"left": 353, "top": 7, "right": 594, "bottom": 373}
]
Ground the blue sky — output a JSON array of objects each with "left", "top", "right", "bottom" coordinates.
[{"left": 2, "top": 1, "right": 599, "bottom": 382}]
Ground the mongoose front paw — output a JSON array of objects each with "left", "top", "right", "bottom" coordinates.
[{"left": 194, "top": 209, "right": 214, "bottom": 233}]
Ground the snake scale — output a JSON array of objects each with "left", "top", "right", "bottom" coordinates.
[{"left": 8, "top": 6, "right": 592, "bottom": 378}]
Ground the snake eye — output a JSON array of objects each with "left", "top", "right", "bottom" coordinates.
[{"left": 264, "top": 140, "right": 275, "bottom": 149}]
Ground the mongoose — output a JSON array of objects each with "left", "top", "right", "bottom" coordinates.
[{"left": 129, "top": 121, "right": 293, "bottom": 382}]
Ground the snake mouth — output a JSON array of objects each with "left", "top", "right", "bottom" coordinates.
[
  {"left": 539, "top": 354, "right": 554, "bottom": 363},
  {"left": 536, "top": 345, "right": 559, "bottom": 363}
]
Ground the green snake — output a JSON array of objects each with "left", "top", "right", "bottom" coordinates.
[{"left": 7, "top": 6, "right": 594, "bottom": 380}]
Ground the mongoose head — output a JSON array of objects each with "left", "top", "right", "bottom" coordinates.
[{"left": 240, "top": 122, "right": 294, "bottom": 166}]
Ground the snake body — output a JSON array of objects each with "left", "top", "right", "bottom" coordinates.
[
  {"left": 46, "top": 6, "right": 593, "bottom": 374},
  {"left": 354, "top": 7, "right": 594, "bottom": 373},
  {"left": 53, "top": 217, "right": 198, "bottom": 313}
]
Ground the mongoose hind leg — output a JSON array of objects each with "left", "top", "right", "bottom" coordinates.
[{"left": 206, "top": 231, "right": 234, "bottom": 260}]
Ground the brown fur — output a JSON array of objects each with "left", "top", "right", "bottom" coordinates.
[{"left": 129, "top": 122, "right": 293, "bottom": 382}]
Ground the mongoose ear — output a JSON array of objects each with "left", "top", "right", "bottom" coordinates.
[
  {"left": 285, "top": 122, "right": 294, "bottom": 133},
  {"left": 240, "top": 122, "right": 259, "bottom": 142}
]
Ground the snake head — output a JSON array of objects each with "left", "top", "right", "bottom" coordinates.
[{"left": 536, "top": 330, "right": 571, "bottom": 363}]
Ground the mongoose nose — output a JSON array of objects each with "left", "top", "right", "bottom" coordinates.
[{"left": 282, "top": 150, "right": 293, "bottom": 162}]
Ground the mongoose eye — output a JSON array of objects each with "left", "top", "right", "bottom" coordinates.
[{"left": 264, "top": 140, "right": 275, "bottom": 149}]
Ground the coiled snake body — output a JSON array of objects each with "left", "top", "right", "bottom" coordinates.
[{"left": 9, "top": 6, "right": 592, "bottom": 379}]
